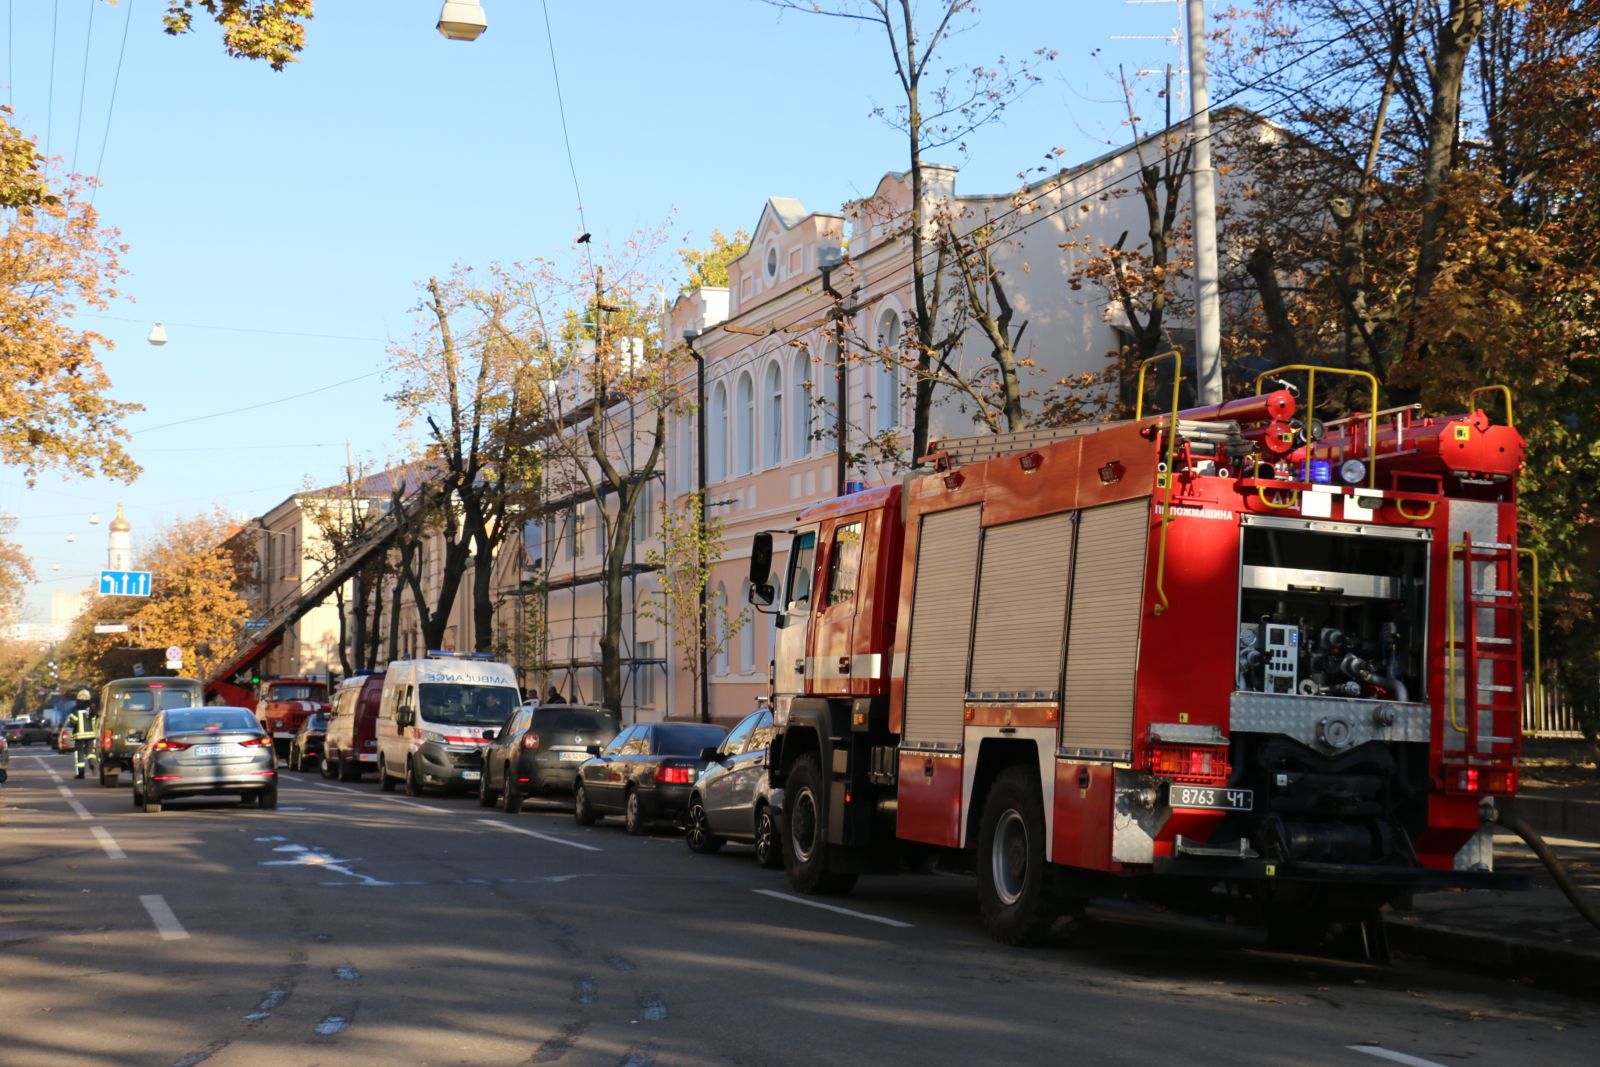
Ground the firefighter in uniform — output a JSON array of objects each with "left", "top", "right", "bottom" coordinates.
[{"left": 68, "top": 689, "right": 97, "bottom": 780}]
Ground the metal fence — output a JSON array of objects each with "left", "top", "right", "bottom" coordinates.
[{"left": 1523, "top": 679, "right": 1589, "bottom": 739}]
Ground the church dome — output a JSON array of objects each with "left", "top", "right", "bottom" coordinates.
[{"left": 110, "top": 500, "right": 131, "bottom": 533}]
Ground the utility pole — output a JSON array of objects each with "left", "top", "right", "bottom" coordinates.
[
  {"left": 819, "top": 251, "right": 851, "bottom": 496},
  {"left": 682, "top": 329, "right": 710, "bottom": 724},
  {"left": 1186, "top": 0, "right": 1223, "bottom": 406}
]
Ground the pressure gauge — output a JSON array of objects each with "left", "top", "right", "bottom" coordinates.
[
  {"left": 1339, "top": 458, "right": 1368, "bottom": 484},
  {"left": 1238, "top": 625, "right": 1258, "bottom": 648}
]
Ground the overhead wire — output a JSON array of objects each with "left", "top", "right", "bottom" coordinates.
[
  {"left": 80, "top": 312, "right": 389, "bottom": 343},
  {"left": 129, "top": 369, "right": 390, "bottom": 435},
  {"left": 69, "top": 0, "right": 92, "bottom": 175},
  {"left": 89, "top": 0, "right": 132, "bottom": 203},
  {"left": 44, "top": 0, "right": 57, "bottom": 157},
  {"left": 538, "top": 0, "right": 593, "bottom": 280}
]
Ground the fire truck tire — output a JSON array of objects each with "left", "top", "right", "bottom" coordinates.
[
  {"left": 977, "top": 766, "right": 1057, "bottom": 946},
  {"left": 574, "top": 781, "right": 598, "bottom": 825},
  {"left": 378, "top": 756, "right": 397, "bottom": 792},
  {"left": 685, "top": 796, "right": 722, "bottom": 854},
  {"left": 782, "top": 754, "right": 858, "bottom": 896}
]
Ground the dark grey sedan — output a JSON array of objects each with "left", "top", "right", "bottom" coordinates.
[
  {"left": 573, "top": 722, "right": 728, "bottom": 835},
  {"left": 478, "top": 704, "right": 619, "bottom": 813},
  {"left": 131, "top": 707, "right": 279, "bottom": 812},
  {"left": 685, "top": 708, "right": 784, "bottom": 868}
]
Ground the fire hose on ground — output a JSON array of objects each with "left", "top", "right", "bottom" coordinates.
[{"left": 1483, "top": 805, "right": 1600, "bottom": 934}]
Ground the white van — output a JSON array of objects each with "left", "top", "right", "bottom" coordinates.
[{"left": 375, "top": 652, "right": 521, "bottom": 796}]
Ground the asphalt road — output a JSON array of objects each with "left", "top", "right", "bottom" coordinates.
[{"left": 2, "top": 749, "right": 1596, "bottom": 1067}]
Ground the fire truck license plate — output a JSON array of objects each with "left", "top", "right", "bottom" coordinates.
[{"left": 1170, "top": 785, "right": 1253, "bottom": 811}]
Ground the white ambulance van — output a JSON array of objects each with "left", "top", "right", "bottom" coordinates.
[{"left": 375, "top": 652, "right": 521, "bottom": 796}]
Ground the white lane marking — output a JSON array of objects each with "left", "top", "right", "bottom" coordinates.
[
  {"left": 477, "top": 818, "right": 602, "bottom": 852},
  {"left": 314, "top": 1014, "right": 350, "bottom": 1035},
  {"left": 91, "top": 826, "right": 126, "bottom": 859},
  {"left": 752, "top": 889, "right": 914, "bottom": 929},
  {"left": 1347, "top": 1047, "right": 1451, "bottom": 1067},
  {"left": 56, "top": 785, "right": 92, "bottom": 820},
  {"left": 307, "top": 779, "right": 446, "bottom": 814},
  {"left": 139, "top": 894, "right": 190, "bottom": 940}
]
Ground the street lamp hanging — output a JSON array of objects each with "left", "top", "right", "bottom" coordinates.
[
  {"left": 147, "top": 323, "right": 168, "bottom": 346},
  {"left": 437, "top": 0, "right": 488, "bottom": 41}
]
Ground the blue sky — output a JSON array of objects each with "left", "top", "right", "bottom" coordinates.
[{"left": 2, "top": 0, "right": 1194, "bottom": 617}]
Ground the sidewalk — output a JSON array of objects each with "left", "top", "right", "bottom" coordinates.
[{"left": 1384, "top": 788, "right": 1600, "bottom": 994}]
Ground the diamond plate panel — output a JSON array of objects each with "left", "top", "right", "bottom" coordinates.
[{"left": 1230, "top": 691, "right": 1430, "bottom": 753}]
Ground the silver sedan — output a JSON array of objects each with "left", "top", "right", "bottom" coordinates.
[{"left": 131, "top": 706, "right": 279, "bottom": 812}]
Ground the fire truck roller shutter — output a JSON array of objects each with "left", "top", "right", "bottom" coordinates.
[
  {"left": 968, "top": 512, "right": 1075, "bottom": 697},
  {"left": 1061, "top": 499, "right": 1151, "bottom": 754},
  {"left": 902, "top": 506, "right": 982, "bottom": 749}
]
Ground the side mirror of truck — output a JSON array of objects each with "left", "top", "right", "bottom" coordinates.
[
  {"left": 749, "top": 532, "right": 774, "bottom": 588},
  {"left": 749, "top": 581, "right": 776, "bottom": 608}
]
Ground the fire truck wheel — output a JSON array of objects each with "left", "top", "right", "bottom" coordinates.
[
  {"left": 685, "top": 796, "right": 722, "bottom": 854},
  {"left": 378, "top": 756, "right": 397, "bottom": 792},
  {"left": 782, "top": 754, "right": 858, "bottom": 896},
  {"left": 574, "top": 781, "right": 598, "bottom": 825},
  {"left": 977, "top": 766, "right": 1057, "bottom": 946}
]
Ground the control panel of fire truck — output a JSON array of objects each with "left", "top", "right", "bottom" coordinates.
[{"left": 1235, "top": 523, "right": 1426, "bottom": 703}]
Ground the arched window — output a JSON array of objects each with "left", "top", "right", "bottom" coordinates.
[
  {"left": 791, "top": 347, "right": 812, "bottom": 458},
  {"left": 819, "top": 339, "right": 840, "bottom": 442},
  {"left": 713, "top": 584, "right": 729, "bottom": 676},
  {"left": 875, "top": 309, "right": 901, "bottom": 433},
  {"left": 739, "top": 579, "right": 756, "bottom": 674},
  {"left": 762, "top": 360, "right": 784, "bottom": 467},
  {"left": 707, "top": 381, "right": 728, "bottom": 482},
  {"left": 734, "top": 371, "right": 754, "bottom": 475}
]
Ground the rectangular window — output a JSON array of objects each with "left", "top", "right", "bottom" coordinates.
[
  {"left": 786, "top": 530, "right": 817, "bottom": 610},
  {"left": 827, "top": 522, "right": 864, "bottom": 605},
  {"left": 633, "top": 481, "right": 654, "bottom": 544}
]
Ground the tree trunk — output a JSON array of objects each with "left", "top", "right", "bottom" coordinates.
[
  {"left": 365, "top": 572, "right": 385, "bottom": 670},
  {"left": 599, "top": 518, "right": 628, "bottom": 715},
  {"left": 470, "top": 533, "right": 495, "bottom": 653},
  {"left": 1414, "top": 0, "right": 1484, "bottom": 307},
  {"left": 1245, "top": 244, "right": 1302, "bottom": 365},
  {"left": 331, "top": 582, "right": 351, "bottom": 677}
]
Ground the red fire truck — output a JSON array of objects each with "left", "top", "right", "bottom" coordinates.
[
  {"left": 254, "top": 677, "right": 331, "bottom": 759},
  {"left": 748, "top": 366, "right": 1532, "bottom": 951}
]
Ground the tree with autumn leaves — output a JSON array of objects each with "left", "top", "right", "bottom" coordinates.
[{"left": 1215, "top": 0, "right": 1600, "bottom": 722}]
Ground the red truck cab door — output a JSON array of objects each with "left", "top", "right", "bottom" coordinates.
[{"left": 807, "top": 518, "right": 863, "bottom": 698}]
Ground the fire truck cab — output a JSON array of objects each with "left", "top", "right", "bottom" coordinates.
[
  {"left": 256, "top": 677, "right": 331, "bottom": 759},
  {"left": 752, "top": 371, "right": 1531, "bottom": 950}
]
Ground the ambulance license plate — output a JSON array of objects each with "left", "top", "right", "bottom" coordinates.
[
  {"left": 461, "top": 770, "right": 481, "bottom": 781},
  {"left": 1170, "top": 785, "right": 1252, "bottom": 811}
]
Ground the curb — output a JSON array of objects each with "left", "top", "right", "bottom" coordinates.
[
  {"left": 1503, "top": 795, "right": 1600, "bottom": 838},
  {"left": 1384, "top": 914, "right": 1600, "bottom": 995}
]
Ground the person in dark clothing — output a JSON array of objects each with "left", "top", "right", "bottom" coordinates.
[{"left": 544, "top": 685, "right": 564, "bottom": 705}]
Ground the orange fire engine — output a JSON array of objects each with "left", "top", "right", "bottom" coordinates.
[{"left": 749, "top": 364, "right": 1533, "bottom": 951}]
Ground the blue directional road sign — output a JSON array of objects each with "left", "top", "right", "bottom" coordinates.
[{"left": 99, "top": 569, "right": 152, "bottom": 597}]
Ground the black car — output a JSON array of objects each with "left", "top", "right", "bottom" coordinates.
[
  {"left": 573, "top": 722, "right": 728, "bottom": 835},
  {"left": 479, "top": 704, "right": 619, "bottom": 813},
  {"left": 685, "top": 708, "right": 784, "bottom": 868},
  {"left": 288, "top": 712, "right": 329, "bottom": 772},
  {"left": 3, "top": 717, "right": 52, "bottom": 746}
]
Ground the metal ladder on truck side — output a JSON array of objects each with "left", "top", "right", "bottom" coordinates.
[{"left": 1444, "top": 533, "right": 1523, "bottom": 792}]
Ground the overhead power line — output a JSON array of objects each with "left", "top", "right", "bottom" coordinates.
[
  {"left": 89, "top": 0, "right": 134, "bottom": 203},
  {"left": 69, "top": 0, "right": 92, "bottom": 175}
]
